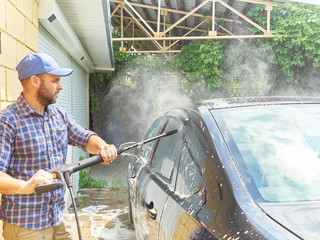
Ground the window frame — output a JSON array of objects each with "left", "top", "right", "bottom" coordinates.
[{"left": 149, "top": 115, "right": 185, "bottom": 183}]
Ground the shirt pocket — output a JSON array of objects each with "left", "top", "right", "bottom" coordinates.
[{"left": 54, "top": 125, "right": 68, "bottom": 151}]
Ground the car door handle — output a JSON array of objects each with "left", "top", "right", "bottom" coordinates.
[
  {"left": 146, "top": 201, "right": 157, "bottom": 220},
  {"left": 129, "top": 178, "right": 136, "bottom": 185}
]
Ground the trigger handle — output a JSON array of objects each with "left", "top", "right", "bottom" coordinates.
[{"left": 35, "top": 182, "right": 64, "bottom": 193}]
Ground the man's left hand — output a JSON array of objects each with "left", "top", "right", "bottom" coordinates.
[{"left": 99, "top": 144, "right": 117, "bottom": 164}]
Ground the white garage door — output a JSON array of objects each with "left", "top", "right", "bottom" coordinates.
[{"left": 39, "top": 24, "right": 90, "bottom": 196}]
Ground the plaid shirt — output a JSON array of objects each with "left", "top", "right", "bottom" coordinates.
[{"left": 0, "top": 94, "right": 95, "bottom": 230}]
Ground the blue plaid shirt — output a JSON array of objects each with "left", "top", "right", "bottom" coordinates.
[{"left": 0, "top": 94, "right": 95, "bottom": 230}]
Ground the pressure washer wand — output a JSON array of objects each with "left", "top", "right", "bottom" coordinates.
[
  {"left": 64, "top": 128, "right": 178, "bottom": 176},
  {"left": 117, "top": 128, "right": 178, "bottom": 155}
]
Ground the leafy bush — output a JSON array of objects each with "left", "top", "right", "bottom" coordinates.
[{"left": 78, "top": 157, "right": 108, "bottom": 188}]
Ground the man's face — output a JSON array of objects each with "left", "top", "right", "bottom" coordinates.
[{"left": 37, "top": 74, "right": 63, "bottom": 105}]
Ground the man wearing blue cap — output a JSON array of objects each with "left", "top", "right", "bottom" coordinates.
[{"left": 0, "top": 53, "right": 118, "bottom": 239}]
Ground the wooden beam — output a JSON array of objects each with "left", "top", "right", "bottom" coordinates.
[
  {"left": 111, "top": 3, "right": 121, "bottom": 17},
  {"left": 157, "top": 0, "right": 161, "bottom": 33},
  {"left": 237, "top": 0, "right": 277, "bottom": 6},
  {"left": 124, "top": 0, "right": 155, "bottom": 35},
  {"left": 161, "top": 0, "right": 211, "bottom": 36},
  {"left": 124, "top": 19, "right": 133, "bottom": 32},
  {"left": 265, "top": 3, "right": 273, "bottom": 35},
  {"left": 126, "top": 50, "right": 181, "bottom": 53},
  {"left": 222, "top": 0, "right": 234, "bottom": 19},
  {"left": 121, "top": 4, "right": 124, "bottom": 50},
  {"left": 122, "top": 5, "right": 162, "bottom": 49},
  {"left": 217, "top": 0, "right": 266, "bottom": 33},
  {"left": 168, "top": 18, "right": 207, "bottom": 50},
  {"left": 112, "top": 34, "right": 278, "bottom": 41},
  {"left": 211, "top": 0, "right": 216, "bottom": 36},
  {"left": 112, "top": 14, "right": 208, "bottom": 32}
]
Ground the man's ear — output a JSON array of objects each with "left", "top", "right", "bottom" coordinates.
[{"left": 30, "top": 75, "right": 41, "bottom": 88}]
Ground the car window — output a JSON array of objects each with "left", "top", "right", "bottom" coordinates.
[
  {"left": 151, "top": 117, "right": 184, "bottom": 180},
  {"left": 140, "top": 116, "right": 166, "bottom": 162},
  {"left": 214, "top": 104, "right": 320, "bottom": 202},
  {"left": 176, "top": 127, "right": 205, "bottom": 196}
]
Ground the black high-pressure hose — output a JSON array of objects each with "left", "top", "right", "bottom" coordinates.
[{"left": 35, "top": 129, "right": 178, "bottom": 240}]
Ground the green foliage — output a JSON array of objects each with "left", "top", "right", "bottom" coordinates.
[
  {"left": 79, "top": 167, "right": 108, "bottom": 188},
  {"left": 111, "top": 177, "right": 123, "bottom": 188},
  {"left": 78, "top": 157, "right": 108, "bottom": 188},
  {"left": 78, "top": 195, "right": 84, "bottom": 204},
  {"left": 89, "top": 40, "right": 138, "bottom": 113},
  {"left": 247, "top": 3, "right": 320, "bottom": 90},
  {"left": 89, "top": 89, "right": 100, "bottom": 113},
  {"left": 173, "top": 41, "right": 226, "bottom": 99}
]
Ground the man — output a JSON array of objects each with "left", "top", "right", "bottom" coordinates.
[{"left": 0, "top": 53, "right": 117, "bottom": 239}]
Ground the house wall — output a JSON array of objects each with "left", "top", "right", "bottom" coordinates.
[
  {"left": 0, "top": 0, "right": 39, "bottom": 110},
  {"left": 0, "top": 1, "right": 38, "bottom": 233}
]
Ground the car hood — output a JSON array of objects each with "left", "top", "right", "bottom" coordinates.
[{"left": 259, "top": 201, "right": 320, "bottom": 240}]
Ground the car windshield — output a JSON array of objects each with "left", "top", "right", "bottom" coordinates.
[{"left": 213, "top": 104, "right": 320, "bottom": 202}]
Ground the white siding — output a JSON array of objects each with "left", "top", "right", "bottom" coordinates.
[{"left": 39, "top": 24, "right": 90, "bottom": 201}]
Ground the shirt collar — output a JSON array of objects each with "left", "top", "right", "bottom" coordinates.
[{"left": 17, "top": 93, "right": 57, "bottom": 117}]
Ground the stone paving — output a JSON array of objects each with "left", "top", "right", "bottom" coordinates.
[{"left": 70, "top": 188, "right": 136, "bottom": 240}]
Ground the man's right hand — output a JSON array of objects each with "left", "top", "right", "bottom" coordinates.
[
  {"left": 18, "top": 170, "right": 54, "bottom": 194},
  {"left": 0, "top": 170, "right": 53, "bottom": 195}
]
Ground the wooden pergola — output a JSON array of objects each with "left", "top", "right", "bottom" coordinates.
[{"left": 110, "top": 0, "right": 279, "bottom": 55}]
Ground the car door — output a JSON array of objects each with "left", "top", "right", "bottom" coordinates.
[
  {"left": 131, "top": 116, "right": 185, "bottom": 239},
  {"left": 159, "top": 115, "right": 217, "bottom": 240},
  {"left": 128, "top": 115, "right": 166, "bottom": 239}
]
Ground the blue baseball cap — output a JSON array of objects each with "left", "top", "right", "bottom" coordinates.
[{"left": 16, "top": 53, "right": 73, "bottom": 80}]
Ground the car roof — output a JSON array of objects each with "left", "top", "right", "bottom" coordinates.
[{"left": 198, "top": 96, "right": 320, "bottom": 110}]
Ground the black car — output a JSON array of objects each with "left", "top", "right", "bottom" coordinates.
[{"left": 122, "top": 97, "right": 320, "bottom": 240}]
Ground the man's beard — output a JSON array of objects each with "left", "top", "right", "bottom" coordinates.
[{"left": 37, "top": 79, "right": 57, "bottom": 106}]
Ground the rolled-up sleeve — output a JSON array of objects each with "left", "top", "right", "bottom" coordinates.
[
  {"left": 64, "top": 112, "right": 96, "bottom": 150},
  {"left": 0, "top": 119, "right": 14, "bottom": 173}
]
